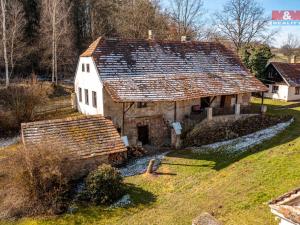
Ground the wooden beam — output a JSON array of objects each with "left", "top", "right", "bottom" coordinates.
[
  {"left": 122, "top": 102, "right": 125, "bottom": 136},
  {"left": 209, "top": 96, "right": 216, "bottom": 106},
  {"left": 174, "top": 101, "right": 177, "bottom": 122},
  {"left": 261, "top": 92, "right": 264, "bottom": 105}
]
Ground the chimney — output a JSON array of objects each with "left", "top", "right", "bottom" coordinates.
[
  {"left": 291, "top": 55, "right": 296, "bottom": 64},
  {"left": 148, "top": 30, "right": 153, "bottom": 40},
  {"left": 181, "top": 35, "right": 187, "bottom": 42}
]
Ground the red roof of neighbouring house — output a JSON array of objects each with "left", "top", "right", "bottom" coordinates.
[
  {"left": 21, "top": 115, "right": 127, "bottom": 159},
  {"left": 270, "top": 62, "right": 300, "bottom": 86},
  {"left": 81, "top": 37, "right": 267, "bottom": 102},
  {"left": 269, "top": 188, "right": 300, "bottom": 224}
]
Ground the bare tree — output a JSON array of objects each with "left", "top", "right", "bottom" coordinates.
[
  {"left": 280, "top": 33, "right": 300, "bottom": 59},
  {"left": 40, "top": 0, "right": 74, "bottom": 84},
  {"left": 169, "top": 0, "right": 204, "bottom": 40},
  {"left": 0, "top": 0, "right": 26, "bottom": 87},
  {"left": 7, "top": 1, "right": 26, "bottom": 78},
  {"left": 214, "top": 0, "right": 271, "bottom": 51},
  {"left": 0, "top": 0, "right": 8, "bottom": 87},
  {"left": 115, "top": 0, "right": 169, "bottom": 39}
]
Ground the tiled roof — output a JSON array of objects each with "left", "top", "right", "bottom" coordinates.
[
  {"left": 84, "top": 38, "right": 267, "bottom": 102},
  {"left": 21, "top": 116, "right": 127, "bottom": 159},
  {"left": 269, "top": 187, "right": 300, "bottom": 224},
  {"left": 271, "top": 62, "right": 300, "bottom": 86}
]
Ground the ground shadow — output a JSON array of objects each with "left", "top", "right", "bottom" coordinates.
[
  {"left": 125, "top": 183, "right": 157, "bottom": 206},
  {"left": 154, "top": 171, "right": 177, "bottom": 176},
  {"left": 167, "top": 102, "right": 300, "bottom": 171}
]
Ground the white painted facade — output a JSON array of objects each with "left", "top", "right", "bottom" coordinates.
[
  {"left": 264, "top": 83, "right": 300, "bottom": 101},
  {"left": 74, "top": 57, "right": 104, "bottom": 115}
]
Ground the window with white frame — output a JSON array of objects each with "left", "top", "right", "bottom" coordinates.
[
  {"left": 87, "top": 63, "right": 90, "bottom": 72},
  {"left": 272, "top": 85, "right": 279, "bottom": 93},
  {"left": 85, "top": 89, "right": 89, "bottom": 105},
  {"left": 295, "top": 87, "right": 300, "bottom": 95},
  {"left": 78, "top": 87, "right": 82, "bottom": 102},
  {"left": 92, "top": 91, "right": 97, "bottom": 108},
  {"left": 82, "top": 64, "right": 85, "bottom": 72}
]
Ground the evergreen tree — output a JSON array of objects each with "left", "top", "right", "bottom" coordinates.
[{"left": 240, "top": 44, "right": 273, "bottom": 79}]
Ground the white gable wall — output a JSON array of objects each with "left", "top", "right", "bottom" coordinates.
[
  {"left": 264, "top": 84, "right": 289, "bottom": 101},
  {"left": 264, "top": 83, "right": 300, "bottom": 101},
  {"left": 287, "top": 86, "right": 300, "bottom": 101},
  {"left": 74, "top": 57, "right": 104, "bottom": 115}
]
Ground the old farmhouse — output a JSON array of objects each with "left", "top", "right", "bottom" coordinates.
[
  {"left": 74, "top": 37, "right": 267, "bottom": 147},
  {"left": 265, "top": 62, "right": 300, "bottom": 101}
]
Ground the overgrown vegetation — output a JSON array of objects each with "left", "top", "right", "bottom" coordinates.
[
  {"left": 0, "top": 144, "right": 81, "bottom": 218},
  {"left": 183, "top": 114, "right": 291, "bottom": 147},
  {"left": 0, "top": 144, "right": 127, "bottom": 219},
  {"left": 0, "top": 84, "right": 47, "bottom": 135},
  {"left": 0, "top": 82, "right": 74, "bottom": 136}
]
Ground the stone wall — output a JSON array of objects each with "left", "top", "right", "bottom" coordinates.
[{"left": 103, "top": 89, "right": 251, "bottom": 146}]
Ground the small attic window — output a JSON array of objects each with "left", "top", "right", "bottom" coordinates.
[
  {"left": 137, "top": 102, "right": 147, "bottom": 108},
  {"left": 87, "top": 64, "right": 90, "bottom": 72},
  {"left": 82, "top": 63, "right": 85, "bottom": 72}
]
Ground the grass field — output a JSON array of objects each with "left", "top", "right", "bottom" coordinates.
[{"left": 3, "top": 97, "right": 300, "bottom": 225}]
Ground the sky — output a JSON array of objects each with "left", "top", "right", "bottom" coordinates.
[{"left": 163, "top": 0, "right": 300, "bottom": 47}]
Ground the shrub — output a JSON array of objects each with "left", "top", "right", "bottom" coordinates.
[
  {"left": 49, "top": 84, "right": 70, "bottom": 98},
  {"left": 0, "top": 144, "right": 82, "bottom": 218},
  {"left": 81, "top": 164, "right": 125, "bottom": 205},
  {"left": 0, "top": 84, "right": 47, "bottom": 127}
]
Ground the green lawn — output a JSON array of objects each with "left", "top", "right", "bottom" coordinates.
[{"left": 3, "top": 98, "right": 300, "bottom": 225}]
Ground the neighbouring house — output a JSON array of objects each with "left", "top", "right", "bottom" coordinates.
[
  {"left": 264, "top": 62, "right": 300, "bottom": 101},
  {"left": 74, "top": 36, "right": 267, "bottom": 147},
  {"left": 269, "top": 188, "right": 300, "bottom": 225},
  {"left": 21, "top": 115, "right": 127, "bottom": 166}
]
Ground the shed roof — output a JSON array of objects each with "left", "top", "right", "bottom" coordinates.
[
  {"left": 270, "top": 62, "right": 300, "bottom": 86},
  {"left": 269, "top": 187, "right": 300, "bottom": 224},
  {"left": 21, "top": 115, "right": 127, "bottom": 159},
  {"left": 81, "top": 38, "right": 267, "bottom": 102}
]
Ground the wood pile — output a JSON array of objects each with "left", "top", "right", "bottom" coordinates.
[{"left": 127, "top": 146, "right": 147, "bottom": 159}]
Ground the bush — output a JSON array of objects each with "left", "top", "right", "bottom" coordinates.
[
  {"left": 0, "top": 84, "right": 47, "bottom": 131},
  {"left": 49, "top": 84, "right": 70, "bottom": 98},
  {"left": 0, "top": 144, "right": 82, "bottom": 218},
  {"left": 81, "top": 164, "right": 125, "bottom": 205}
]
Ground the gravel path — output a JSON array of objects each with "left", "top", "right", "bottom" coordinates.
[{"left": 119, "top": 152, "right": 169, "bottom": 177}]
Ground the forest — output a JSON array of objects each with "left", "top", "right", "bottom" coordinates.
[{"left": 0, "top": 0, "right": 277, "bottom": 85}]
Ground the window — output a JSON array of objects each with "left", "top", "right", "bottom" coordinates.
[
  {"left": 272, "top": 85, "right": 279, "bottom": 93},
  {"left": 137, "top": 102, "right": 147, "bottom": 108},
  {"left": 296, "top": 87, "right": 300, "bottom": 95},
  {"left": 78, "top": 87, "right": 82, "bottom": 102},
  {"left": 82, "top": 63, "right": 85, "bottom": 72},
  {"left": 86, "top": 64, "right": 90, "bottom": 72},
  {"left": 92, "top": 91, "right": 97, "bottom": 108},
  {"left": 85, "top": 89, "right": 89, "bottom": 105}
]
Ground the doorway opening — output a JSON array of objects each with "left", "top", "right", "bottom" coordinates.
[
  {"left": 137, "top": 125, "right": 149, "bottom": 145},
  {"left": 201, "top": 97, "right": 210, "bottom": 109}
]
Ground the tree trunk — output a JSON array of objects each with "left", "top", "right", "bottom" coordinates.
[
  {"left": 1, "top": 0, "right": 9, "bottom": 87},
  {"left": 52, "top": 4, "right": 56, "bottom": 83}
]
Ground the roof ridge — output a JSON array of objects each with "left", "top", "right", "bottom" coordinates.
[
  {"left": 21, "top": 115, "right": 105, "bottom": 128},
  {"left": 80, "top": 37, "right": 102, "bottom": 57}
]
